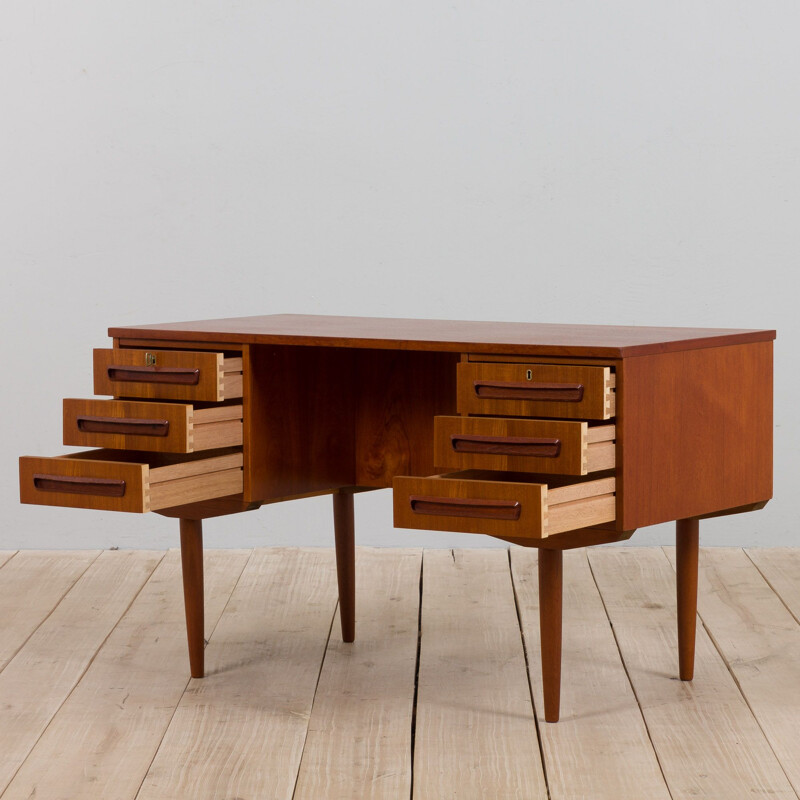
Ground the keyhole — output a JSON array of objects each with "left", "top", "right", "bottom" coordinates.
[{"left": 526, "top": 369, "right": 532, "bottom": 380}]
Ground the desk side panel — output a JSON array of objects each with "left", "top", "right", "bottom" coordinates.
[{"left": 619, "top": 341, "right": 773, "bottom": 529}]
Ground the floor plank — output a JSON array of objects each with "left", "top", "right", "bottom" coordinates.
[
  {"left": 0, "top": 552, "right": 16, "bottom": 571},
  {"left": 293, "top": 548, "right": 421, "bottom": 800},
  {"left": 1, "top": 548, "right": 248, "bottom": 800},
  {"left": 511, "top": 548, "right": 671, "bottom": 800},
  {"left": 4, "top": 547, "right": 799, "bottom": 799},
  {"left": 0, "top": 550, "right": 162, "bottom": 796},
  {"left": 746, "top": 548, "right": 800, "bottom": 624},
  {"left": 134, "top": 547, "right": 339, "bottom": 800},
  {"left": 589, "top": 547, "right": 796, "bottom": 800},
  {"left": 413, "top": 549, "right": 547, "bottom": 800},
  {"left": 664, "top": 547, "right": 800, "bottom": 796},
  {"left": 0, "top": 550, "right": 99, "bottom": 673}
]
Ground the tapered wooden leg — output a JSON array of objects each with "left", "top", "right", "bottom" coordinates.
[
  {"left": 179, "top": 518, "right": 205, "bottom": 679},
  {"left": 539, "top": 548, "right": 563, "bottom": 723},
  {"left": 676, "top": 517, "right": 699, "bottom": 681},
  {"left": 333, "top": 490, "right": 355, "bottom": 643}
]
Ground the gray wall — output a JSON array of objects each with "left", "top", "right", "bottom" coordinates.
[{"left": 2, "top": 2, "right": 795, "bottom": 549}]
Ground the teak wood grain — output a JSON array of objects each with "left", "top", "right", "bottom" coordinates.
[
  {"left": 17, "top": 314, "right": 776, "bottom": 733},
  {"left": 108, "top": 314, "right": 775, "bottom": 358},
  {"left": 434, "top": 415, "right": 615, "bottom": 475},
  {"left": 457, "top": 361, "right": 615, "bottom": 420},
  {"left": 393, "top": 474, "right": 616, "bottom": 538},
  {"left": 244, "top": 345, "right": 356, "bottom": 501},
  {"left": 62, "top": 398, "right": 243, "bottom": 453},
  {"left": 93, "top": 348, "right": 241, "bottom": 402},
  {"left": 618, "top": 340, "right": 773, "bottom": 529},
  {"left": 354, "top": 349, "right": 458, "bottom": 487},
  {"left": 20, "top": 450, "right": 243, "bottom": 513}
]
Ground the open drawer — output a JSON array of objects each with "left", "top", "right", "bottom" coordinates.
[
  {"left": 93, "top": 349, "right": 243, "bottom": 402},
  {"left": 393, "top": 471, "right": 615, "bottom": 539},
  {"left": 63, "top": 399, "right": 243, "bottom": 453},
  {"left": 434, "top": 415, "right": 615, "bottom": 475},
  {"left": 19, "top": 449, "right": 243, "bottom": 513}
]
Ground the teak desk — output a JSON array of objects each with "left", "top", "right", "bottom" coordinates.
[{"left": 19, "top": 315, "right": 775, "bottom": 722}]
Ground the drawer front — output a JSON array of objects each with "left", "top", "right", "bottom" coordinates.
[
  {"left": 20, "top": 450, "right": 243, "bottom": 513},
  {"left": 93, "top": 349, "right": 243, "bottom": 402},
  {"left": 63, "top": 399, "right": 243, "bottom": 453},
  {"left": 457, "top": 363, "right": 615, "bottom": 420},
  {"left": 434, "top": 416, "right": 615, "bottom": 476},
  {"left": 64, "top": 399, "right": 191, "bottom": 452},
  {"left": 393, "top": 473, "right": 615, "bottom": 539}
]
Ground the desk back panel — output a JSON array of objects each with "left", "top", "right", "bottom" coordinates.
[
  {"left": 245, "top": 345, "right": 357, "bottom": 501},
  {"left": 354, "top": 350, "right": 459, "bottom": 487},
  {"left": 244, "top": 346, "right": 459, "bottom": 500}
]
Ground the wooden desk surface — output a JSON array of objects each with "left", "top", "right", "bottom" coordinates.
[{"left": 109, "top": 314, "right": 776, "bottom": 358}]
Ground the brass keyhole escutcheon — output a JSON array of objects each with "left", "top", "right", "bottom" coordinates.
[
  {"left": 145, "top": 352, "right": 157, "bottom": 366},
  {"left": 526, "top": 369, "right": 532, "bottom": 380}
]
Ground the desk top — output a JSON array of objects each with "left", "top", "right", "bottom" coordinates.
[{"left": 110, "top": 314, "right": 776, "bottom": 359}]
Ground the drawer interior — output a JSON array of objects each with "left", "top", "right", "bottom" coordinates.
[{"left": 192, "top": 404, "right": 244, "bottom": 450}]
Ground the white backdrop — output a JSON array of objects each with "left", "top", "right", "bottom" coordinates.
[{"left": 1, "top": 2, "right": 795, "bottom": 549}]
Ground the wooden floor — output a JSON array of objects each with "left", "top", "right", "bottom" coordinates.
[{"left": 0, "top": 547, "right": 799, "bottom": 799}]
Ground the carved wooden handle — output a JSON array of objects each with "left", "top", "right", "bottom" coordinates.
[
  {"left": 76, "top": 416, "right": 170, "bottom": 437},
  {"left": 409, "top": 495, "right": 521, "bottom": 521},
  {"left": 33, "top": 474, "right": 127, "bottom": 497},
  {"left": 473, "top": 380, "right": 584, "bottom": 403},
  {"left": 451, "top": 434, "right": 561, "bottom": 458},
  {"left": 107, "top": 365, "right": 200, "bottom": 386}
]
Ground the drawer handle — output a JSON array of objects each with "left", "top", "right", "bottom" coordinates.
[
  {"left": 409, "top": 495, "right": 521, "bottom": 521},
  {"left": 107, "top": 365, "right": 201, "bottom": 386},
  {"left": 473, "top": 380, "right": 584, "bottom": 403},
  {"left": 33, "top": 474, "right": 127, "bottom": 497},
  {"left": 451, "top": 434, "right": 561, "bottom": 458},
  {"left": 77, "top": 415, "right": 170, "bottom": 437}
]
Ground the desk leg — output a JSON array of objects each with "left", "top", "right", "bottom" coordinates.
[
  {"left": 333, "top": 491, "right": 356, "bottom": 643},
  {"left": 539, "top": 548, "right": 563, "bottom": 723},
  {"left": 179, "top": 518, "right": 205, "bottom": 678},
  {"left": 676, "top": 517, "right": 699, "bottom": 681}
]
